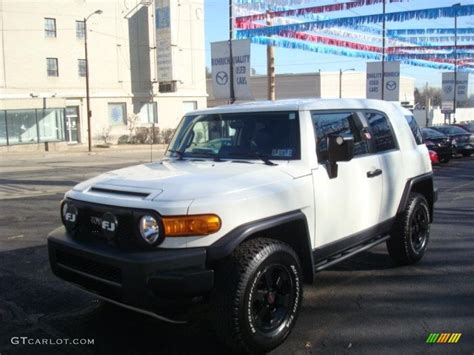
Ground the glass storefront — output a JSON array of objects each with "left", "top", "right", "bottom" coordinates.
[
  {"left": 0, "top": 108, "right": 66, "bottom": 146},
  {"left": 0, "top": 111, "right": 6, "bottom": 145}
]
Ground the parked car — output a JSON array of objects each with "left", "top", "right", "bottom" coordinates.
[
  {"left": 48, "top": 99, "right": 436, "bottom": 354},
  {"left": 454, "top": 122, "right": 474, "bottom": 133},
  {"left": 421, "top": 127, "right": 453, "bottom": 163},
  {"left": 428, "top": 150, "right": 439, "bottom": 165},
  {"left": 430, "top": 125, "right": 474, "bottom": 157}
]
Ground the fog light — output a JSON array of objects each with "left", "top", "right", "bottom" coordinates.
[
  {"left": 139, "top": 215, "right": 161, "bottom": 245},
  {"left": 61, "top": 201, "right": 78, "bottom": 231}
]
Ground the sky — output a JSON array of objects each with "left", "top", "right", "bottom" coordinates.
[{"left": 204, "top": 0, "right": 474, "bottom": 89}]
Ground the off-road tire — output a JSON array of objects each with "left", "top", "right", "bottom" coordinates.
[
  {"left": 387, "top": 193, "right": 430, "bottom": 265},
  {"left": 211, "top": 238, "right": 303, "bottom": 354}
]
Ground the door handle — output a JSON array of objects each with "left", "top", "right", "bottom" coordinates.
[{"left": 367, "top": 169, "right": 382, "bottom": 178}]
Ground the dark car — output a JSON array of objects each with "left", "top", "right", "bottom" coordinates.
[
  {"left": 454, "top": 122, "right": 474, "bottom": 133},
  {"left": 421, "top": 128, "right": 453, "bottom": 162},
  {"left": 430, "top": 125, "right": 474, "bottom": 157}
]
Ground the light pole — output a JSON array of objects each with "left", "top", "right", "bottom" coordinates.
[
  {"left": 84, "top": 9, "right": 103, "bottom": 152},
  {"left": 452, "top": 3, "right": 461, "bottom": 124},
  {"left": 339, "top": 68, "right": 355, "bottom": 98}
]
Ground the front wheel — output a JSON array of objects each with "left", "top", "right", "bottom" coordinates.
[
  {"left": 211, "top": 238, "right": 303, "bottom": 354},
  {"left": 462, "top": 151, "right": 472, "bottom": 157},
  {"left": 387, "top": 193, "right": 431, "bottom": 265}
]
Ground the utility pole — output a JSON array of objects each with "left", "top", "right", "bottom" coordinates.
[
  {"left": 381, "top": 0, "right": 386, "bottom": 100},
  {"left": 339, "top": 68, "right": 355, "bottom": 98},
  {"left": 229, "top": 0, "right": 235, "bottom": 104},
  {"left": 266, "top": 11, "right": 275, "bottom": 101},
  {"left": 84, "top": 9, "right": 103, "bottom": 152},
  {"left": 453, "top": 3, "right": 460, "bottom": 124}
]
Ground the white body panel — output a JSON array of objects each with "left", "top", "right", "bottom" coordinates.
[{"left": 64, "top": 99, "right": 432, "bottom": 250}]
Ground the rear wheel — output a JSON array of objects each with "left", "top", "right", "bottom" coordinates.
[
  {"left": 387, "top": 193, "right": 431, "bottom": 265},
  {"left": 211, "top": 238, "right": 303, "bottom": 354}
]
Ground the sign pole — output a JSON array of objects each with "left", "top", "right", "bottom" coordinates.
[
  {"left": 381, "top": 0, "right": 386, "bottom": 100},
  {"left": 453, "top": 4, "right": 459, "bottom": 124},
  {"left": 229, "top": 0, "right": 235, "bottom": 104}
]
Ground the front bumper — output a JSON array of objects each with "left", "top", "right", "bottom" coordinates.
[{"left": 48, "top": 227, "right": 214, "bottom": 314}]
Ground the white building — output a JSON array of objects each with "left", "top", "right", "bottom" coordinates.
[
  {"left": 207, "top": 71, "right": 415, "bottom": 107},
  {"left": 0, "top": 0, "right": 206, "bottom": 148}
]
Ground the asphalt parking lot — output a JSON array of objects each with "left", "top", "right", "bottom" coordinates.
[{"left": 0, "top": 151, "right": 473, "bottom": 355}]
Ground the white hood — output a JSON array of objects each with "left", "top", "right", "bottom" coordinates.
[{"left": 72, "top": 159, "right": 296, "bottom": 201}]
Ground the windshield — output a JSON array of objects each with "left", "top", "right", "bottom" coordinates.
[
  {"left": 459, "top": 124, "right": 474, "bottom": 133},
  {"left": 422, "top": 128, "right": 445, "bottom": 139},
  {"left": 434, "top": 126, "right": 469, "bottom": 135},
  {"left": 167, "top": 111, "right": 301, "bottom": 160}
]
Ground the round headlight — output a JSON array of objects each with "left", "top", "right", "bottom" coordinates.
[
  {"left": 62, "top": 201, "right": 78, "bottom": 231},
  {"left": 139, "top": 215, "right": 161, "bottom": 245}
]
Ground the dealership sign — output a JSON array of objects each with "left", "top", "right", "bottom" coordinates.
[
  {"left": 211, "top": 39, "right": 253, "bottom": 100},
  {"left": 442, "top": 72, "right": 469, "bottom": 103},
  {"left": 155, "top": 0, "right": 174, "bottom": 82},
  {"left": 366, "top": 61, "right": 400, "bottom": 101}
]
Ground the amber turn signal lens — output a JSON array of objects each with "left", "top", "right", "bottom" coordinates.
[{"left": 162, "top": 214, "right": 221, "bottom": 237}]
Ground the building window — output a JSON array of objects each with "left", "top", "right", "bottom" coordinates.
[
  {"left": 38, "top": 109, "right": 65, "bottom": 142},
  {"left": 0, "top": 111, "right": 7, "bottom": 146},
  {"left": 2, "top": 108, "right": 65, "bottom": 145},
  {"left": 182, "top": 101, "right": 197, "bottom": 115},
  {"left": 108, "top": 103, "right": 127, "bottom": 126},
  {"left": 78, "top": 59, "right": 86, "bottom": 77},
  {"left": 44, "top": 18, "right": 56, "bottom": 37},
  {"left": 139, "top": 102, "right": 158, "bottom": 124},
  {"left": 47, "top": 58, "right": 59, "bottom": 77},
  {"left": 76, "top": 20, "right": 85, "bottom": 39}
]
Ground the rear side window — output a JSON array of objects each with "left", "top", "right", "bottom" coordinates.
[
  {"left": 365, "top": 112, "right": 397, "bottom": 152},
  {"left": 405, "top": 115, "right": 423, "bottom": 145},
  {"left": 312, "top": 111, "right": 369, "bottom": 161}
]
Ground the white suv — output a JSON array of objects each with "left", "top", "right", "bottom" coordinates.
[{"left": 48, "top": 99, "right": 436, "bottom": 353}]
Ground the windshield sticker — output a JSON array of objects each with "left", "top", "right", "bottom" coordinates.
[
  {"left": 272, "top": 149, "right": 293, "bottom": 157},
  {"left": 289, "top": 113, "right": 296, "bottom": 120}
]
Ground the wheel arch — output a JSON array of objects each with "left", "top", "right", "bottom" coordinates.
[
  {"left": 397, "top": 173, "right": 436, "bottom": 222},
  {"left": 207, "top": 211, "right": 314, "bottom": 284}
]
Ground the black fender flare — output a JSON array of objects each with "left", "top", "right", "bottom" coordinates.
[
  {"left": 397, "top": 172, "right": 437, "bottom": 222},
  {"left": 206, "top": 210, "right": 314, "bottom": 283}
]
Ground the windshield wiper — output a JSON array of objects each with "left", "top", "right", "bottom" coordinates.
[
  {"left": 224, "top": 151, "right": 277, "bottom": 166},
  {"left": 189, "top": 151, "right": 222, "bottom": 162},
  {"left": 254, "top": 152, "right": 277, "bottom": 166},
  {"left": 167, "top": 149, "right": 185, "bottom": 160}
]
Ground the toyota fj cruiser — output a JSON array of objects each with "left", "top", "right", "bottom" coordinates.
[{"left": 48, "top": 99, "right": 436, "bottom": 354}]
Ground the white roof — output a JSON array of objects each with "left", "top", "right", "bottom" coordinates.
[{"left": 193, "top": 98, "right": 401, "bottom": 115}]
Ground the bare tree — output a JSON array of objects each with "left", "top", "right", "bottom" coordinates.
[
  {"left": 127, "top": 114, "right": 140, "bottom": 143},
  {"left": 100, "top": 126, "right": 111, "bottom": 145}
]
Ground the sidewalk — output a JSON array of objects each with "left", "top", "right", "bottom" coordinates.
[{"left": 1, "top": 143, "right": 168, "bottom": 160}]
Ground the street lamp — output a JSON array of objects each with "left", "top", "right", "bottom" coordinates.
[
  {"left": 339, "top": 68, "right": 355, "bottom": 98},
  {"left": 452, "top": 3, "right": 461, "bottom": 124},
  {"left": 84, "top": 9, "right": 103, "bottom": 152}
]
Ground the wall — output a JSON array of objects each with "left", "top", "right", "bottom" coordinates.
[
  {"left": 0, "top": 0, "right": 207, "bottom": 147},
  {"left": 207, "top": 72, "right": 415, "bottom": 107}
]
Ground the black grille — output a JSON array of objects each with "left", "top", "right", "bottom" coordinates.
[
  {"left": 56, "top": 249, "right": 122, "bottom": 284},
  {"left": 71, "top": 200, "right": 138, "bottom": 249}
]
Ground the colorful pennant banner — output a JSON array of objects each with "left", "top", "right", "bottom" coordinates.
[{"left": 236, "top": 5, "right": 474, "bottom": 37}]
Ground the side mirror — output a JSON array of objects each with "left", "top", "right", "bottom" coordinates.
[{"left": 326, "top": 135, "right": 354, "bottom": 179}]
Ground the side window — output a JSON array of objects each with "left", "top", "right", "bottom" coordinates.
[
  {"left": 405, "top": 115, "right": 423, "bottom": 145},
  {"left": 312, "top": 112, "right": 369, "bottom": 161},
  {"left": 365, "top": 112, "right": 397, "bottom": 152}
]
